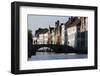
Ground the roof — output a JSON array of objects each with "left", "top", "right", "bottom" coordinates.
[
  {"left": 35, "top": 28, "right": 48, "bottom": 37},
  {"left": 65, "top": 17, "right": 81, "bottom": 28},
  {"left": 49, "top": 27, "right": 55, "bottom": 32}
]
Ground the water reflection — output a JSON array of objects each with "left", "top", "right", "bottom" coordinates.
[
  {"left": 28, "top": 52, "right": 87, "bottom": 61},
  {"left": 38, "top": 47, "right": 53, "bottom": 52}
]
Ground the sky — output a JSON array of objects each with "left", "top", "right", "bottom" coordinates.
[{"left": 27, "top": 14, "right": 69, "bottom": 36}]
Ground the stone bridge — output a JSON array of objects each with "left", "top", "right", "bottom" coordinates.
[
  {"left": 31, "top": 44, "right": 87, "bottom": 53},
  {"left": 28, "top": 44, "right": 87, "bottom": 58},
  {"left": 32, "top": 44, "right": 67, "bottom": 52}
]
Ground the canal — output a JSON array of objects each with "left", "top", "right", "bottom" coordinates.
[{"left": 28, "top": 52, "right": 87, "bottom": 61}]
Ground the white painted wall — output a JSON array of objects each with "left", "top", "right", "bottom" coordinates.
[
  {"left": 67, "top": 26, "right": 77, "bottom": 47},
  {"left": 33, "top": 37, "right": 37, "bottom": 44},
  {"left": 61, "top": 24, "right": 65, "bottom": 44},
  {"left": 37, "top": 32, "right": 48, "bottom": 44},
  {"left": 0, "top": 0, "right": 99, "bottom": 76},
  {"left": 44, "top": 32, "right": 48, "bottom": 44},
  {"left": 38, "top": 34, "right": 44, "bottom": 44},
  {"left": 51, "top": 31, "right": 55, "bottom": 44}
]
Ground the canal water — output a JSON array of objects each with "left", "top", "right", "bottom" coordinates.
[{"left": 28, "top": 52, "right": 87, "bottom": 61}]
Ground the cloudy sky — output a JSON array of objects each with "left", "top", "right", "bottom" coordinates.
[{"left": 27, "top": 14, "right": 69, "bottom": 36}]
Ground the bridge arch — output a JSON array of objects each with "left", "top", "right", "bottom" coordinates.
[
  {"left": 32, "top": 44, "right": 60, "bottom": 52},
  {"left": 37, "top": 46, "right": 53, "bottom": 52}
]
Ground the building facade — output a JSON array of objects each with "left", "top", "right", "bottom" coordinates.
[
  {"left": 33, "top": 28, "right": 48, "bottom": 45},
  {"left": 32, "top": 17, "right": 88, "bottom": 49},
  {"left": 63, "top": 17, "right": 88, "bottom": 49}
]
